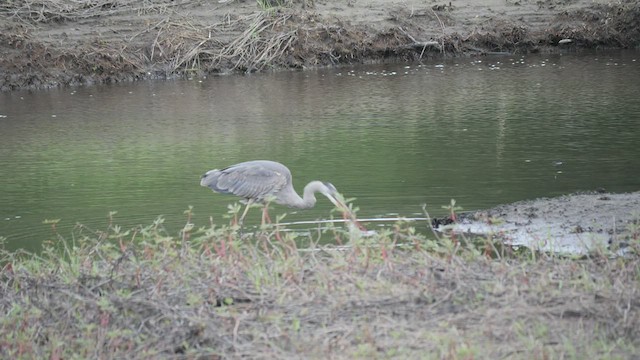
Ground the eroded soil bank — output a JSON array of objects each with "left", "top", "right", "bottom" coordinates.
[{"left": 1, "top": 0, "right": 639, "bottom": 91}]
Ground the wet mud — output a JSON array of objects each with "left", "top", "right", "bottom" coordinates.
[{"left": 440, "top": 191, "right": 640, "bottom": 254}]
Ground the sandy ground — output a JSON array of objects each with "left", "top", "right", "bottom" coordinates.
[
  {"left": 1, "top": 0, "right": 639, "bottom": 90},
  {"left": 441, "top": 191, "right": 640, "bottom": 254}
]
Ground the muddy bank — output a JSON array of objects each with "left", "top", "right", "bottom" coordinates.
[
  {"left": 440, "top": 191, "right": 640, "bottom": 255},
  {"left": 1, "top": 0, "right": 639, "bottom": 91}
]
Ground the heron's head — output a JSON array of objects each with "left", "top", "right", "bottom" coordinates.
[
  {"left": 322, "top": 182, "right": 338, "bottom": 195},
  {"left": 319, "top": 182, "right": 341, "bottom": 205},
  {"left": 320, "top": 182, "right": 363, "bottom": 227},
  {"left": 200, "top": 169, "right": 217, "bottom": 187}
]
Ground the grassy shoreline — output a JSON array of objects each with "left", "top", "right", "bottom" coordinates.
[{"left": 1, "top": 210, "right": 639, "bottom": 359}]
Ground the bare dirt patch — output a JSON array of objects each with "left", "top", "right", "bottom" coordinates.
[{"left": 1, "top": 0, "right": 639, "bottom": 91}]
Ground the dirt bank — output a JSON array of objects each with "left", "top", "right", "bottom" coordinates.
[
  {"left": 1, "top": 0, "right": 639, "bottom": 91},
  {"left": 440, "top": 191, "right": 640, "bottom": 255}
]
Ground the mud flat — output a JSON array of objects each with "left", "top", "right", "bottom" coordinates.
[
  {"left": 445, "top": 191, "right": 640, "bottom": 254},
  {"left": 1, "top": 0, "right": 639, "bottom": 91}
]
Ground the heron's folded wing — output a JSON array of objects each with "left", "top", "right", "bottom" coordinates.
[{"left": 215, "top": 164, "right": 288, "bottom": 201}]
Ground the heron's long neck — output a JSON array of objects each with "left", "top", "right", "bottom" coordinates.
[{"left": 285, "top": 181, "right": 325, "bottom": 209}]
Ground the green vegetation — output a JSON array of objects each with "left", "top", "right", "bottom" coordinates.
[{"left": 1, "top": 205, "right": 639, "bottom": 359}]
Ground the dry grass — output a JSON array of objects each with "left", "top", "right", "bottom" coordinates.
[
  {"left": 214, "top": 12, "right": 298, "bottom": 72},
  {"left": 1, "top": 207, "right": 639, "bottom": 359},
  {"left": 0, "top": 1, "right": 305, "bottom": 88},
  {"left": 0, "top": 0, "right": 186, "bottom": 24},
  {"left": 0, "top": 0, "right": 306, "bottom": 74},
  {"left": 140, "top": 11, "right": 300, "bottom": 74}
]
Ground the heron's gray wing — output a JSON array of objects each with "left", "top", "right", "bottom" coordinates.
[{"left": 210, "top": 163, "right": 289, "bottom": 201}]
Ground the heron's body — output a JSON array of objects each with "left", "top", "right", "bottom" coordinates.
[{"left": 200, "top": 160, "right": 353, "bottom": 226}]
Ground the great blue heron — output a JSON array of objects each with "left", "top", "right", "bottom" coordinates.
[{"left": 200, "top": 160, "right": 359, "bottom": 227}]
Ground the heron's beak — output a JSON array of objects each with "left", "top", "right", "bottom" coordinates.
[{"left": 326, "top": 193, "right": 366, "bottom": 231}]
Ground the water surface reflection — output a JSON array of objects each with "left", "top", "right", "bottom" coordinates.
[{"left": 1, "top": 50, "right": 639, "bottom": 250}]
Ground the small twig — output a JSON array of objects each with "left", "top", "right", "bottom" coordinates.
[
  {"left": 430, "top": 8, "right": 446, "bottom": 54},
  {"left": 398, "top": 26, "right": 441, "bottom": 58}
]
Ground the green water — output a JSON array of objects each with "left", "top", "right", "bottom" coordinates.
[{"left": 1, "top": 50, "right": 640, "bottom": 251}]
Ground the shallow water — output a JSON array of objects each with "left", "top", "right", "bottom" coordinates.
[{"left": 1, "top": 50, "right": 640, "bottom": 251}]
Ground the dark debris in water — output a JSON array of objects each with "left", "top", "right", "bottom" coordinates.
[{"left": 431, "top": 215, "right": 455, "bottom": 228}]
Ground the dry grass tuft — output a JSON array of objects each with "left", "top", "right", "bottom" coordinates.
[
  {"left": 129, "top": 11, "right": 300, "bottom": 75},
  {"left": 214, "top": 12, "right": 298, "bottom": 72}
]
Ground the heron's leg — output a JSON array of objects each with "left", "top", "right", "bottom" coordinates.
[
  {"left": 238, "top": 200, "right": 254, "bottom": 229},
  {"left": 261, "top": 203, "right": 272, "bottom": 225}
]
